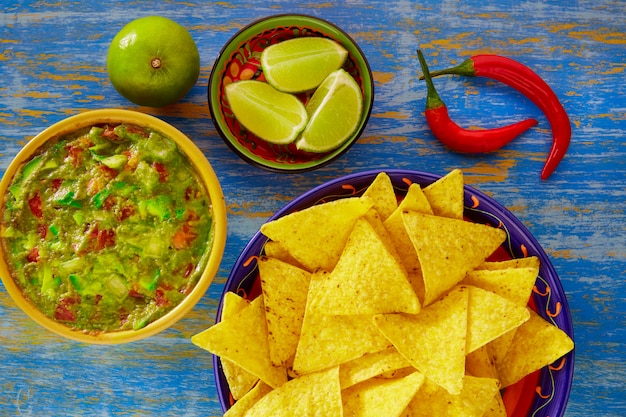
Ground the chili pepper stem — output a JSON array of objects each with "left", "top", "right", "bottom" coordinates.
[
  {"left": 416, "top": 50, "right": 445, "bottom": 110},
  {"left": 419, "top": 58, "right": 477, "bottom": 80}
]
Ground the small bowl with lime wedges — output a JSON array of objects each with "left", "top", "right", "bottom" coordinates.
[{"left": 207, "top": 14, "right": 374, "bottom": 173}]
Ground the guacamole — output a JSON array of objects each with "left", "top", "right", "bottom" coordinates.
[{"left": 1, "top": 123, "right": 214, "bottom": 333}]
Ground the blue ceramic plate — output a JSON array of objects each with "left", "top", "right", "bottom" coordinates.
[{"left": 213, "top": 169, "right": 574, "bottom": 416}]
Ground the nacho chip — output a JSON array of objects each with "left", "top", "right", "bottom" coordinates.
[
  {"left": 339, "top": 346, "right": 411, "bottom": 389},
  {"left": 466, "top": 285, "right": 530, "bottom": 353},
  {"left": 191, "top": 297, "right": 288, "bottom": 389},
  {"left": 342, "top": 371, "right": 425, "bottom": 417},
  {"left": 293, "top": 272, "right": 392, "bottom": 375},
  {"left": 363, "top": 208, "right": 405, "bottom": 268},
  {"left": 219, "top": 292, "right": 259, "bottom": 400},
  {"left": 308, "top": 218, "right": 420, "bottom": 316},
  {"left": 262, "top": 240, "right": 304, "bottom": 268},
  {"left": 462, "top": 266, "right": 539, "bottom": 307},
  {"left": 465, "top": 345, "right": 498, "bottom": 380},
  {"left": 402, "top": 211, "right": 507, "bottom": 306},
  {"left": 404, "top": 375, "right": 501, "bottom": 417},
  {"left": 497, "top": 309, "right": 574, "bottom": 387},
  {"left": 422, "top": 168, "right": 464, "bottom": 219},
  {"left": 488, "top": 327, "right": 517, "bottom": 367},
  {"left": 373, "top": 286, "right": 469, "bottom": 394},
  {"left": 398, "top": 183, "right": 433, "bottom": 215},
  {"left": 224, "top": 381, "right": 273, "bottom": 417},
  {"left": 477, "top": 256, "right": 540, "bottom": 271},
  {"left": 260, "top": 196, "right": 374, "bottom": 272},
  {"left": 245, "top": 367, "right": 342, "bottom": 417},
  {"left": 258, "top": 256, "right": 311, "bottom": 368},
  {"left": 482, "top": 392, "right": 508, "bottom": 417},
  {"left": 361, "top": 171, "right": 398, "bottom": 221},
  {"left": 382, "top": 183, "right": 433, "bottom": 302}
]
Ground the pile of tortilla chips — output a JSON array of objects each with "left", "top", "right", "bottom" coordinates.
[{"left": 192, "top": 169, "right": 574, "bottom": 417}]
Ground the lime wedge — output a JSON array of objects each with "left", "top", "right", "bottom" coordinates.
[
  {"left": 261, "top": 37, "right": 348, "bottom": 93},
  {"left": 296, "top": 69, "right": 363, "bottom": 153},
  {"left": 225, "top": 80, "right": 308, "bottom": 145}
]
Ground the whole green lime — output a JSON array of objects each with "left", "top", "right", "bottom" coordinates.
[{"left": 107, "top": 16, "right": 200, "bottom": 107}]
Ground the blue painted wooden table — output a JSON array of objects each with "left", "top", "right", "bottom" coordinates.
[{"left": 1, "top": 1, "right": 624, "bottom": 416}]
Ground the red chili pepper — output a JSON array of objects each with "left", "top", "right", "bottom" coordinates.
[
  {"left": 416, "top": 50, "right": 538, "bottom": 154},
  {"left": 427, "top": 54, "right": 571, "bottom": 180}
]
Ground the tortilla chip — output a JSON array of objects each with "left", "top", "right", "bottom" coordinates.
[
  {"left": 224, "top": 381, "right": 273, "bottom": 417},
  {"left": 373, "top": 286, "right": 469, "bottom": 394},
  {"left": 245, "top": 367, "right": 342, "bottom": 417},
  {"left": 377, "top": 367, "right": 417, "bottom": 379},
  {"left": 402, "top": 211, "right": 506, "bottom": 306},
  {"left": 477, "top": 256, "right": 540, "bottom": 271},
  {"left": 488, "top": 327, "right": 518, "bottom": 367},
  {"left": 404, "top": 375, "right": 501, "bottom": 417},
  {"left": 382, "top": 183, "right": 434, "bottom": 302},
  {"left": 342, "top": 371, "right": 425, "bottom": 417},
  {"left": 339, "top": 346, "right": 411, "bottom": 389},
  {"left": 258, "top": 256, "right": 311, "bottom": 368},
  {"left": 363, "top": 208, "right": 406, "bottom": 269},
  {"left": 361, "top": 171, "right": 398, "bottom": 221},
  {"left": 191, "top": 297, "right": 288, "bottom": 389},
  {"left": 260, "top": 196, "right": 374, "bottom": 272},
  {"left": 308, "top": 218, "right": 420, "bottom": 316},
  {"left": 399, "top": 183, "right": 433, "bottom": 215},
  {"left": 497, "top": 309, "right": 574, "bottom": 387},
  {"left": 466, "top": 285, "right": 530, "bottom": 353},
  {"left": 292, "top": 271, "right": 392, "bottom": 375},
  {"left": 422, "top": 168, "right": 464, "bottom": 220},
  {"left": 262, "top": 240, "right": 304, "bottom": 268},
  {"left": 481, "top": 392, "right": 508, "bottom": 417},
  {"left": 219, "top": 292, "right": 259, "bottom": 400},
  {"left": 462, "top": 267, "right": 539, "bottom": 307},
  {"left": 465, "top": 345, "right": 498, "bottom": 380}
]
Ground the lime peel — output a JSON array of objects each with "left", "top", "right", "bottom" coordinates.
[
  {"left": 295, "top": 69, "right": 364, "bottom": 153},
  {"left": 225, "top": 80, "right": 308, "bottom": 145},
  {"left": 261, "top": 37, "right": 349, "bottom": 93}
]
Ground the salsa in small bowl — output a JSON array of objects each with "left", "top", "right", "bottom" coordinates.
[{"left": 0, "top": 109, "right": 227, "bottom": 344}]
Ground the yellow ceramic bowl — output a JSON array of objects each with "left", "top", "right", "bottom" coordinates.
[{"left": 0, "top": 109, "right": 227, "bottom": 344}]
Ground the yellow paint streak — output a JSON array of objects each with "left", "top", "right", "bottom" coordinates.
[
  {"left": 463, "top": 155, "right": 521, "bottom": 183},
  {"left": 0, "top": 50, "right": 14, "bottom": 61},
  {"left": 227, "top": 201, "right": 274, "bottom": 218},
  {"left": 142, "top": 102, "right": 210, "bottom": 119},
  {"left": 18, "top": 109, "right": 56, "bottom": 118},
  {"left": 31, "top": 71, "right": 100, "bottom": 83},
  {"left": 550, "top": 249, "right": 575, "bottom": 259},
  {"left": 419, "top": 33, "right": 478, "bottom": 53},
  {"left": 599, "top": 66, "right": 624, "bottom": 75},
  {"left": 373, "top": 72, "right": 393, "bottom": 85},
  {"left": 568, "top": 30, "right": 625, "bottom": 45},
  {"left": 508, "top": 37, "right": 543, "bottom": 45},
  {"left": 358, "top": 134, "right": 406, "bottom": 146},
  {"left": 372, "top": 111, "right": 408, "bottom": 120},
  {"left": 353, "top": 30, "right": 389, "bottom": 43},
  {"left": 13, "top": 91, "right": 61, "bottom": 99}
]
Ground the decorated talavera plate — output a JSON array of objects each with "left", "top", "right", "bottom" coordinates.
[{"left": 213, "top": 169, "right": 574, "bottom": 416}]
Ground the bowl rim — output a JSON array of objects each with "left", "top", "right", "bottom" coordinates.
[
  {"left": 0, "top": 108, "right": 227, "bottom": 344},
  {"left": 207, "top": 13, "right": 374, "bottom": 173},
  {"left": 212, "top": 169, "right": 574, "bottom": 416}
]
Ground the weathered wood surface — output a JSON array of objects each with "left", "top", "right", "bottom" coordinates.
[{"left": 1, "top": 1, "right": 624, "bottom": 416}]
